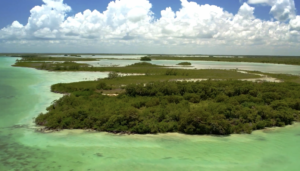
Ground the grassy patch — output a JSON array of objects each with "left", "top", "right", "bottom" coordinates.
[{"left": 51, "top": 70, "right": 261, "bottom": 93}]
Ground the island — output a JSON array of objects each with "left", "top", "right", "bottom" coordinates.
[
  {"left": 35, "top": 78, "right": 300, "bottom": 135},
  {"left": 7, "top": 56, "right": 295, "bottom": 135},
  {"left": 8, "top": 56, "right": 300, "bottom": 135},
  {"left": 140, "top": 56, "right": 152, "bottom": 61},
  {"left": 177, "top": 62, "right": 192, "bottom": 66}
]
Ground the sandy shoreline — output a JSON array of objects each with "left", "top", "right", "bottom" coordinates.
[
  {"left": 175, "top": 70, "right": 281, "bottom": 83},
  {"left": 32, "top": 122, "right": 300, "bottom": 139}
]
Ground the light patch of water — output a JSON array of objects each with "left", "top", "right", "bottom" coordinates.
[{"left": 78, "top": 59, "right": 300, "bottom": 75}]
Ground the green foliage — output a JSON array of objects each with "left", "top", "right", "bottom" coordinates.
[
  {"left": 49, "top": 70, "right": 261, "bottom": 94},
  {"left": 127, "top": 62, "right": 160, "bottom": 67},
  {"left": 165, "top": 69, "right": 179, "bottom": 76},
  {"left": 13, "top": 61, "right": 89, "bottom": 71},
  {"left": 140, "top": 57, "right": 152, "bottom": 61},
  {"left": 36, "top": 80, "right": 300, "bottom": 135},
  {"left": 108, "top": 72, "right": 119, "bottom": 79},
  {"left": 96, "top": 82, "right": 112, "bottom": 90},
  {"left": 13, "top": 61, "right": 264, "bottom": 83},
  {"left": 177, "top": 62, "right": 192, "bottom": 66}
]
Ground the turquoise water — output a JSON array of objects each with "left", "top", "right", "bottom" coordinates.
[{"left": 1, "top": 57, "right": 300, "bottom": 171}]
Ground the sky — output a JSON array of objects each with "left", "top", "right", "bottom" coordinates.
[{"left": 0, "top": 0, "right": 300, "bottom": 55}]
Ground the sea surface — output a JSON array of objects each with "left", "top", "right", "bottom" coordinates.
[{"left": 1, "top": 57, "right": 300, "bottom": 171}]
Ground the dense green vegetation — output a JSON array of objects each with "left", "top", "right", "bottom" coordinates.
[
  {"left": 13, "top": 61, "right": 163, "bottom": 72},
  {"left": 127, "top": 62, "right": 161, "bottom": 67},
  {"left": 36, "top": 80, "right": 300, "bottom": 135},
  {"left": 177, "top": 62, "right": 192, "bottom": 66},
  {"left": 13, "top": 61, "right": 89, "bottom": 70},
  {"left": 12, "top": 58, "right": 300, "bottom": 135},
  {"left": 140, "top": 57, "right": 152, "bottom": 61},
  {"left": 50, "top": 69, "right": 261, "bottom": 94},
  {"left": 149, "top": 56, "right": 300, "bottom": 65}
]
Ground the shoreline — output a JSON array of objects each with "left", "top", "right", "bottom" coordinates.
[
  {"left": 33, "top": 122, "right": 300, "bottom": 137},
  {"left": 10, "top": 58, "right": 299, "bottom": 137}
]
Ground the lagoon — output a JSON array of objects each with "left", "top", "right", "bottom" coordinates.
[
  {"left": 1, "top": 57, "right": 300, "bottom": 171},
  {"left": 79, "top": 59, "right": 300, "bottom": 75}
]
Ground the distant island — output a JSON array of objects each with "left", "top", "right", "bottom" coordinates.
[
  {"left": 140, "top": 56, "right": 152, "bottom": 61},
  {"left": 177, "top": 62, "right": 192, "bottom": 66},
  {"left": 148, "top": 55, "right": 300, "bottom": 66},
  {"left": 5, "top": 54, "right": 300, "bottom": 65}
]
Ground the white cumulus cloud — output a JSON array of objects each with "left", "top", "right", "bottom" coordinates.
[
  {"left": 290, "top": 16, "right": 300, "bottom": 31},
  {"left": 248, "top": 0, "right": 270, "bottom": 4},
  {"left": 0, "top": 0, "right": 300, "bottom": 55},
  {"left": 248, "top": 0, "right": 296, "bottom": 21},
  {"left": 60, "top": 0, "right": 153, "bottom": 40}
]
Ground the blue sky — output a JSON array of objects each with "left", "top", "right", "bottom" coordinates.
[{"left": 0, "top": 0, "right": 300, "bottom": 55}]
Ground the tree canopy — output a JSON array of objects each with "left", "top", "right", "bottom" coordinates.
[{"left": 36, "top": 80, "right": 300, "bottom": 135}]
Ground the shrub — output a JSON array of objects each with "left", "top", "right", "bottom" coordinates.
[
  {"left": 140, "top": 57, "right": 152, "bottom": 61},
  {"left": 108, "top": 72, "right": 119, "bottom": 79},
  {"left": 96, "top": 82, "right": 112, "bottom": 90},
  {"left": 177, "top": 62, "right": 191, "bottom": 66}
]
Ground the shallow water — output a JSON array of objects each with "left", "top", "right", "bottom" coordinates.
[
  {"left": 78, "top": 59, "right": 300, "bottom": 75},
  {"left": 1, "top": 57, "right": 300, "bottom": 171},
  {"left": 48, "top": 55, "right": 145, "bottom": 59}
]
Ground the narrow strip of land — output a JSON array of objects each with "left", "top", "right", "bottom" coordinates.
[{"left": 149, "top": 56, "right": 300, "bottom": 65}]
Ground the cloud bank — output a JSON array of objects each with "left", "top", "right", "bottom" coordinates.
[
  {"left": 248, "top": 0, "right": 296, "bottom": 21},
  {"left": 1, "top": 0, "right": 300, "bottom": 55}
]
